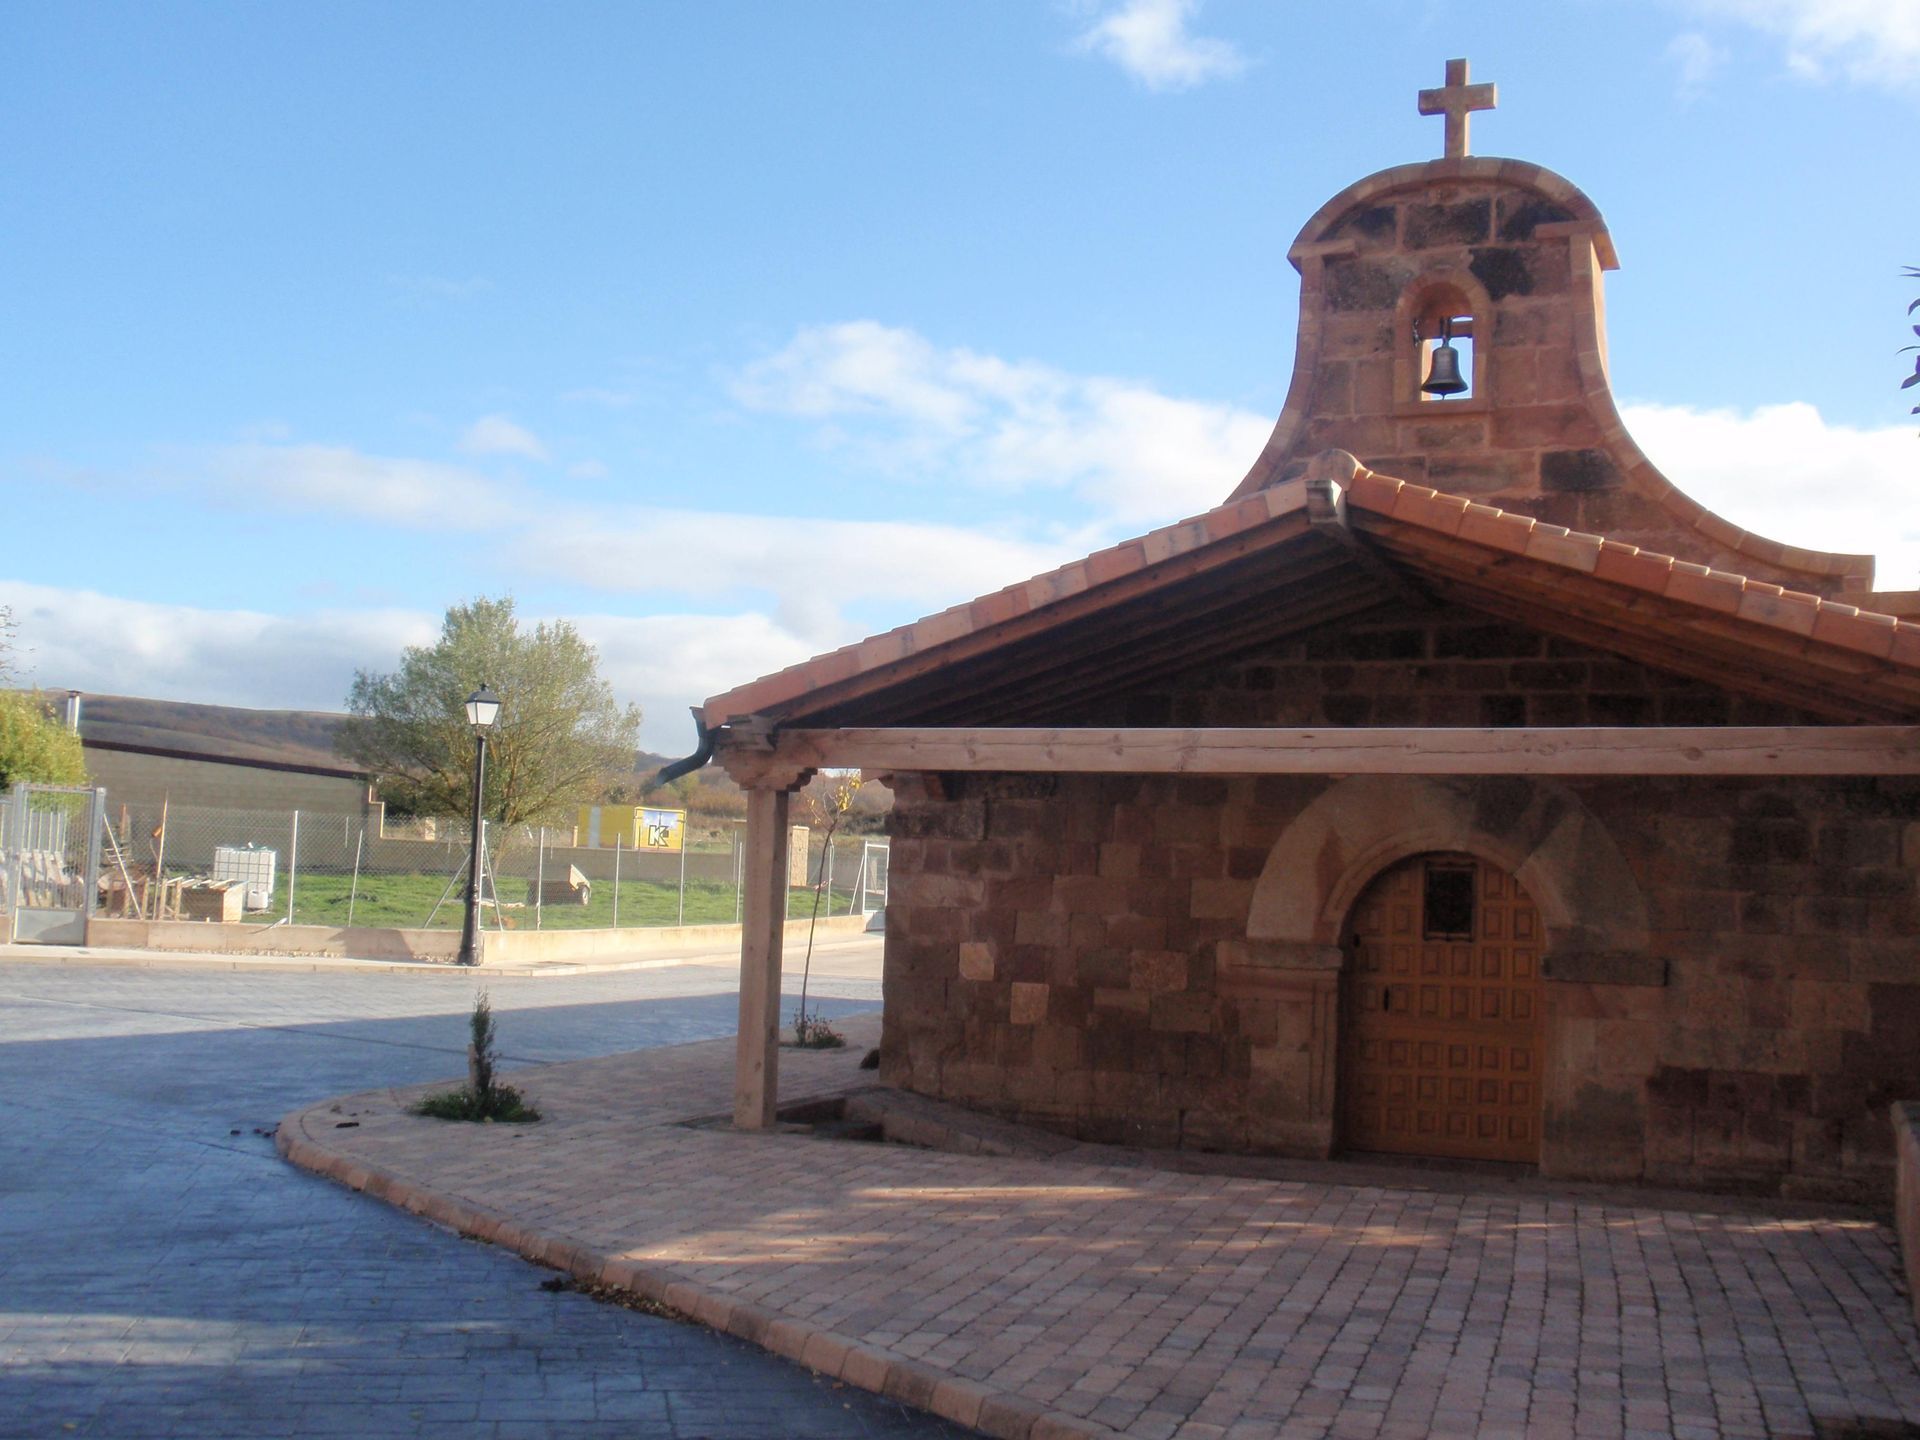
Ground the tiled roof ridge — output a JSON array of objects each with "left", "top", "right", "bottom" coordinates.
[
  {"left": 702, "top": 463, "right": 1917, "bottom": 727},
  {"left": 1342, "top": 465, "right": 1918, "bottom": 666}
]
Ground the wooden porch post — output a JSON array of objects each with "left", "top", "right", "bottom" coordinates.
[{"left": 735, "top": 784, "right": 791, "bottom": 1129}]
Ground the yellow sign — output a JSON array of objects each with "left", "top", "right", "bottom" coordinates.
[
  {"left": 640, "top": 807, "right": 685, "bottom": 852},
  {"left": 578, "top": 805, "right": 687, "bottom": 851}
]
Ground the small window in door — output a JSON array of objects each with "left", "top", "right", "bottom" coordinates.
[{"left": 1423, "top": 862, "right": 1476, "bottom": 940}]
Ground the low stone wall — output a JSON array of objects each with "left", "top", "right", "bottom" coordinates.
[
  {"left": 85, "top": 912, "right": 875, "bottom": 966},
  {"left": 1897, "top": 1103, "right": 1920, "bottom": 1327},
  {"left": 482, "top": 914, "right": 872, "bottom": 966},
  {"left": 87, "top": 917, "right": 461, "bottom": 962}
]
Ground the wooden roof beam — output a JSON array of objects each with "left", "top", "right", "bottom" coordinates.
[{"left": 716, "top": 724, "right": 1920, "bottom": 784}]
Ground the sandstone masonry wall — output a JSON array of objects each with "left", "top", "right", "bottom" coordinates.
[{"left": 879, "top": 609, "right": 1919, "bottom": 1202}]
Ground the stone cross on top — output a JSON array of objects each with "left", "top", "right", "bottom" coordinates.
[{"left": 1418, "top": 57, "right": 1496, "bottom": 158}]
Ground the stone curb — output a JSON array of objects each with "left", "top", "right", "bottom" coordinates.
[
  {"left": 0, "top": 948, "right": 727, "bottom": 977},
  {"left": 275, "top": 1102, "right": 1113, "bottom": 1440}
]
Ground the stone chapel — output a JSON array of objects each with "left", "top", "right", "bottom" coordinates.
[{"left": 692, "top": 61, "right": 1920, "bottom": 1202}]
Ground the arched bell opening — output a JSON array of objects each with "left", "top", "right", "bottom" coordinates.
[
  {"left": 1392, "top": 274, "right": 1493, "bottom": 413},
  {"left": 1337, "top": 850, "right": 1545, "bottom": 1165}
]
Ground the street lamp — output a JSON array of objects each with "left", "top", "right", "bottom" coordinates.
[{"left": 456, "top": 684, "right": 502, "bottom": 967}]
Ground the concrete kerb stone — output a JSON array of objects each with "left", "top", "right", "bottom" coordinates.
[
  {"left": 274, "top": 1100, "right": 1111, "bottom": 1440},
  {"left": 983, "top": 1396, "right": 1062, "bottom": 1439},
  {"left": 763, "top": 1315, "right": 814, "bottom": 1363},
  {"left": 1, "top": 915, "right": 876, "bottom": 977},
  {"left": 0, "top": 944, "right": 728, "bottom": 978},
  {"left": 882, "top": 1361, "right": 947, "bottom": 1414},
  {"left": 799, "top": 1329, "right": 855, "bottom": 1376},
  {"left": 928, "top": 1377, "right": 989, "bottom": 1432}
]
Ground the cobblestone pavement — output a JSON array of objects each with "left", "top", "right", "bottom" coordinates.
[
  {"left": 0, "top": 951, "right": 972, "bottom": 1439},
  {"left": 282, "top": 1014, "right": 1920, "bottom": 1440}
]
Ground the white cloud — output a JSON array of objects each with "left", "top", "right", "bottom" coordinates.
[
  {"left": 0, "top": 581, "right": 437, "bottom": 712},
  {"left": 734, "top": 320, "right": 1270, "bottom": 526},
  {"left": 458, "top": 414, "right": 549, "bottom": 461},
  {"left": 574, "top": 612, "right": 822, "bottom": 751},
  {"left": 1690, "top": 0, "right": 1920, "bottom": 88},
  {"left": 735, "top": 321, "right": 981, "bottom": 431},
  {"left": 1074, "top": 0, "right": 1248, "bottom": 92},
  {"left": 1665, "top": 32, "right": 1728, "bottom": 101},
  {"left": 1621, "top": 400, "right": 1920, "bottom": 589},
  {"left": 204, "top": 443, "right": 516, "bottom": 530},
  {"left": 519, "top": 508, "right": 1075, "bottom": 649}
]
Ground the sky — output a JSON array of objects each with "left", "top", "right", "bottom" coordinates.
[{"left": 3, "top": 0, "right": 1917, "bottom": 755}]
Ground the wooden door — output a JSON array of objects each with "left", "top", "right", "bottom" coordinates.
[{"left": 1340, "top": 852, "right": 1544, "bottom": 1163}]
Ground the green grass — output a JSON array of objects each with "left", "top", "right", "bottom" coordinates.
[{"left": 215, "top": 868, "right": 865, "bottom": 931}]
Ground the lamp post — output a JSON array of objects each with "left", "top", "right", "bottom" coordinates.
[{"left": 456, "top": 684, "right": 502, "bottom": 967}]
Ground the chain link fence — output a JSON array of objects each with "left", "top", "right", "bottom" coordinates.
[{"left": 91, "top": 797, "right": 886, "bottom": 933}]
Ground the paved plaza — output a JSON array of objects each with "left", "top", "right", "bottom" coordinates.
[
  {"left": 7, "top": 941, "right": 1920, "bottom": 1440},
  {"left": 0, "top": 945, "right": 969, "bottom": 1439},
  {"left": 281, "top": 1008, "right": 1920, "bottom": 1440}
]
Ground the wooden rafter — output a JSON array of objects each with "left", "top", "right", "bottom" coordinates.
[
  {"left": 1365, "top": 531, "right": 1920, "bottom": 720},
  {"left": 712, "top": 509, "right": 1317, "bottom": 727},
  {"left": 809, "top": 543, "right": 1364, "bottom": 727},
  {"left": 891, "top": 571, "right": 1388, "bottom": 727},
  {"left": 1409, "top": 574, "right": 1876, "bottom": 721},
  {"left": 987, "top": 585, "right": 1396, "bottom": 725}
]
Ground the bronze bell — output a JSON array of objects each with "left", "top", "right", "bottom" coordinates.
[{"left": 1421, "top": 319, "right": 1468, "bottom": 397}]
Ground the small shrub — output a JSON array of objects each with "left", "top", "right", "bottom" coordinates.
[
  {"left": 413, "top": 990, "right": 542, "bottom": 1123},
  {"left": 413, "top": 1085, "right": 541, "bottom": 1123},
  {"left": 791, "top": 1009, "right": 845, "bottom": 1049}
]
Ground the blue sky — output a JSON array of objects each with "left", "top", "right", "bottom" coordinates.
[{"left": 4, "top": 0, "right": 1916, "bottom": 753}]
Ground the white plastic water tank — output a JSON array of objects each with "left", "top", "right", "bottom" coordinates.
[{"left": 212, "top": 845, "right": 277, "bottom": 911}]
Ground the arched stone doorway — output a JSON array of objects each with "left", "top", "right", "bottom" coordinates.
[
  {"left": 1219, "top": 776, "right": 1659, "bottom": 1171},
  {"left": 1339, "top": 851, "right": 1545, "bottom": 1164}
]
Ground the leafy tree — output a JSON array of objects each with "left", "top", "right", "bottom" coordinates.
[
  {"left": 0, "top": 690, "right": 87, "bottom": 787},
  {"left": 338, "top": 597, "right": 642, "bottom": 824}
]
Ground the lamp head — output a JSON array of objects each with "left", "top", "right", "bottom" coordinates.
[{"left": 465, "top": 684, "right": 502, "bottom": 731}]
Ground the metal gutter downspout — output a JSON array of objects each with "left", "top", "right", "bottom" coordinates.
[{"left": 652, "top": 708, "right": 716, "bottom": 785}]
